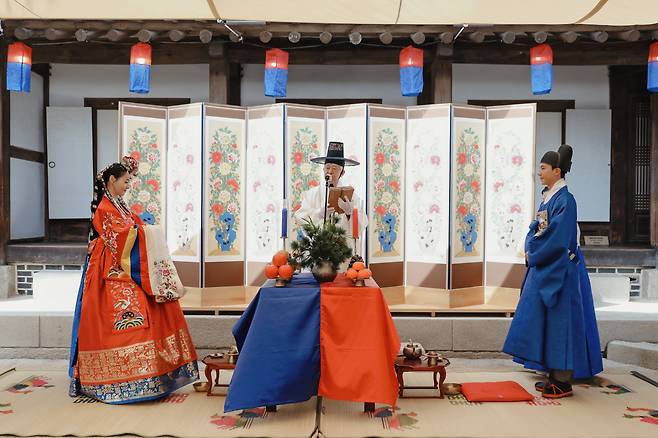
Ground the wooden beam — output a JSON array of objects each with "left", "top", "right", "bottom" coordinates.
[
  {"left": 75, "top": 29, "right": 99, "bottom": 42},
  {"left": 9, "top": 146, "right": 45, "bottom": 162},
  {"left": 432, "top": 61, "right": 452, "bottom": 104},
  {"left": 45, "top": 28, "right": 71, "bottom": 41},
  {"left": 137, "top": 29, "right": 158, "bottom": 43},
  {"left": 168, "top": 29, "right": 186, "bottom": 42},
  {"left": 0, "top": 45, "right": 10, "bottom": 264},
  {"left": 651, "top": 92, "right": 658, "bottom": 247},
  {"left": 209, "top": 58, "right": 228, "bottom": 104}
]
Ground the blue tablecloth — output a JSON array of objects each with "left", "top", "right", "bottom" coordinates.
[{"left": 224, "top": 273, "right": 321, "bottom": 412}]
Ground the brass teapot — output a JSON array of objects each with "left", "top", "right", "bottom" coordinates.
[{"left": 402, "top": 339, "right": 425, "bottom": 360}]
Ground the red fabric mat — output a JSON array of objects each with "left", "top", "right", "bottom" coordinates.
[
  {"left": 318, "top": 274, "right": 400, "bottom": 406},
  {"left": 461, "top": 381, "right": 534, "bottom": 402}
]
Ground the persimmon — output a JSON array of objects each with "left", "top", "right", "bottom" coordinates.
[
  {"left": 352, "top": 261, "right": 365, "bottom": 271},
  {"left": 346, "top": 268, "right": 358, "bottom": 280},
  {"left": 272, "top": 250, "right": 290, "bottom": 267},
  {"left": 264, "top": 264, "right": 279, "bottom": 279},
  {"left": 357, "top": 268, "right": 372, "bottom": 280},
  {"left": 278, "top": 264, "right": 294, "bottom": 279}
]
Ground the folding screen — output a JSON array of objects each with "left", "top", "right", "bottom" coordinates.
[
  {"left": 405, "top": 104, "right": 451, "bottom": 290},
  {"left": 166, "top": 103, "right": 203, "bottom": 287},
  {"left": 450, "top": 105, "right": 486, "bottom": 290},
  {"left": 285, "top": 104, "right": 326, "bottom": 241},
  {"left": 367, "top": 105, "right": 406, "bottom": 287},
  {"left": 484, "top": 104, "right": 536, "bottom": 289},
  {"left": 203, "top": 104, "right": 247, "bottom": 287},
  {"left": 326, "top": 104, "right": 368, "bottom": 256},
  {"left": 244, "top": 104, "right": 285, "bottom": 286},
  {"left": 119, "top": 102, "right": 167, "bottom": 229}
]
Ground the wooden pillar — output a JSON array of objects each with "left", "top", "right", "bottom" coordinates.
[
  {"left": 431, "top": 61, "right": 452, "bottom": 104},
  {"left": 651, "top": 93, "right": 658, "bottom": 247},
  {"left": 0, "top": 44, "right": 10, "bottom": 265},
  {"left": 209, "top": 57, "right": 229, "bottom": 104}
]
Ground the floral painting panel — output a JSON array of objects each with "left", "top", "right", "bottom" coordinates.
[
  {"left": 451, "top": 117, "right": 485, "bottom": 263},
  {"left": 485, "top": 116, "right": 535, "bottom": 264},
  {"left": 205, "top": 117, "right": 245, "bottom": 261},
  {"left": 405, "top": 116, "right": 450, "bottom": 264},
  {"left": 368, "top": 118, "right": 405, "bottom": 263},
  {"left": 122, "top": 116, "right": 166, "bottom": 227}
]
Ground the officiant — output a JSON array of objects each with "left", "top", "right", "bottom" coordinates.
[{"left": 294, "top": 141, "right": 368, "bottom": 238}]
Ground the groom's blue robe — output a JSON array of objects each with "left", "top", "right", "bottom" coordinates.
[{"left": 503, "top": 186, "right": 603, "bottom": 378}]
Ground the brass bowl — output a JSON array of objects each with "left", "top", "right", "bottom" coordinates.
[
  {"left": 193, "top": 381, "right": 209, "bottom": 392},
  {"left": 441, "top": 383, "right": 462, "bottom": 396}
]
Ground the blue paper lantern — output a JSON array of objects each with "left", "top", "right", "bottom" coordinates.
[
  {"left": 399, "top": 45, "right": 423, "bottom": 97},
  {"left": 648, "top": 42, "right": 658, "bottom": 92},
  {"left": 264, "top": 49, "right": 289, "bottom": 97},
  {"left": 129, "top": 43, "right": 151, "bottom": 94},
  {"left": 530, "top": 44, "right": 553, "bottom": 95},
  {"left": 6, "top": 42, "right": 32, "bottom": 93}
]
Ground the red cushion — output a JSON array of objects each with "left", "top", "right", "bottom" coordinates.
[{"left": 461, "top": 381, "right": 534, "bottom": 402}]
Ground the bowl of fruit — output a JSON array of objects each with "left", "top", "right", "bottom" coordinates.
[
  {"left": 345, "top": 255, "right": 372, "bottom": 287},
  {"left": 264, "top": 250, "right": 295, "bottom": 287}
]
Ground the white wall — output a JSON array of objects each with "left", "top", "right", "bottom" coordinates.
[
  {"left": 49, "top": 64, "right": 210, "bottom": 106},
  {"left": 453, "top": 64, "right": 609, "bottom": 109},
  {"left": 241, "top": 64, "right": 417, "bottom": 106}
]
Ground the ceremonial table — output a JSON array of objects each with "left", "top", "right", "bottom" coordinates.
[{"left": 223, "top": 273, "right": 399, "bottom": 412}]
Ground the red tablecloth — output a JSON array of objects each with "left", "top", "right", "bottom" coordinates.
[{"left": 318, "top": 274, "right": 400, "bottom": 406}]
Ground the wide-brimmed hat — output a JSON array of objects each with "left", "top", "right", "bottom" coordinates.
[{"left": 310, "top": 141, "right": 360, "bottom": 166}]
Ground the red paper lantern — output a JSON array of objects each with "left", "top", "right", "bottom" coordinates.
[
  {"left": 6, "top": 42, "right": 32, "bottom": 92},
  {"left": 264, "top": 49, "right": 289, "bottom": 97},
  {"left": 399, "top": 45, "right": 424, "bottom": 96},
  {"left": 530, "top": 44, "right": 553, "bottom": 95},
  {"left": 130, "top": 42, "right": 152, "bottom": 65},
  {"left": 265, "top": 48, "right": 288, "bottom": 70},
  {"left": 129, "top": 43, "right": 152, "bottom": 93}
]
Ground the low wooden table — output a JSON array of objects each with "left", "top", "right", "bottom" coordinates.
[
  {"left": 202, "top": 355, "right": 236, "bottom": 397},
  {"left": 394, "top": 356, "right": 450, "bottom": 398}
]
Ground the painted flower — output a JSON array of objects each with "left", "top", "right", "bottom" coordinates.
[
  {"left": 212, "top": 204, "right": 224, "bottom": 215},
  {"left": 131, "top": 179, "right": 141, "bottom": 190},
  {"left": 382, "top": 135, "right": 393, "bottom": 146},
  {"left": 312, "top": 143, "right": 318, "bottom": 149},
  {"left": 389, "top": 180, "right": 400, "bottom": 192},
  {"left": 494, "top": 181, "right": 504, "bottom": 192},
  {"left": 464, "top": 164, "right": 474, "bottom": 177},
  {"left": 474, "top": 143, "right": 480, "bottom": 149},
  {"left": 227, "top": 202, "right": 237, "bottom": 213},
  {"left": 375, "top": 180, "right": 385, "bottom": 191},
  {"left": 464, "top": 134, "right": 474, "bottom": 144},
  {"left": 457, "top": 204, "right": 467, "bottom": 216},
  {"left": 429, "top": 204, "right": 440, "bottom": 214},
  {"left": 463, "top": 192, "right": 474, "bottom": 205},
  {"left": 267, "top": 155, "right": 276, "bottom": 165},
  {"left": 139, "top": 133, "right": 150, "bottom": 144},
  {"left": 138, "top": 162, "right": 150, "bottom": 174},
  {"left": 375, "top": 153, "right": 385, "bottom": 165},
  {"left": 231, "top": 143, "right": 238, "bottom": 149},
  {"left": 308, "top": 179, "right": 319, "bottom": 187},
  {"left": 293, "top": 152, "right": 304, "bottom": 165},
  {"left": 382, "top": 192, "right": 393, "bottom": 204},
  {"left": 138, "top": 190, "right": 151, "bottom": 203},
  {"left": 494, "top": 144, "right": 501, "bottom": 149},
  {"left": 227, "top": 179, "right": 239, "bottom": 192},
  {"left": 470, "top": 180, "right": 480, "bottom": 192},
  {"left": 390, "top": 155, "right": 397, "bottom": 165},
  {"left": 266, "top": 203, "right": 275, "bottom": 213},
  {"left": 458, "top": 180, "right": 467, "bottom": 192},
  {"left": 301, "top": 133, "right": 311, "bottom": 144},
  {"left": 470, "top": 154, "right": 480, "bottom": 165},
  {"left": 458, "top": 153, "right": 467, "bottom": 165},
  {"left": 147, "top": 152, "right": 157, "bottom": 162},
  {"left": 219, "top": 190, "right": 231, "bottom": 203},
  {"left": 300, "top": 163, "right": 312, "bottom": 176},
  {"left": 186, "top": 154, "right": 194, "bottom": 164},
  {"left": 185, "top": 203, "right": 194, "bottom": 212},
  {"left": 293, "top": 203, "right": 301, "bottom": 211},
  {"left": 430, "top": 155, "right": 440, "bottom": 166},
  {"left": 147, "top": 179, "right": 159, "bottom": 192},
  {"left": 212, "top": 151, "right": 222, "bottom": 163},
  {"left": 219, "top": 162, "right": 231, "bottom": 175},
  {"left": 252, "top": 181, "right": 261, "bottom": 192},
  {"left": 147, "top": 202, "right": 158, "bottom": 213},
  {"left": 382, "top": 163, "right": 392, "bottom": 177},
  {"left": 389, "top": 205, "right": 399, "bottom": 216},
  {"left": 212, "top": 178, "right": 222, "bottom": 190},
  {"left": 375, "top": 205, "right": 387, "bottom": 216},
  {"left": 414, "top": 181, "right": 424, "bottom": 192},
  {"left": 470, "top": 205, "right": 480, "bottom": 215},
  {"left": 151, "top": 143, "right": 158, "bottom": 149},
  {"left": 393, "top": 143, "right": 399, "bottom": 150},
  {"left": 512, "top": 155, "right": 524, "bottom": 166},
  {"left": 510, "top": 204, "right": 522, "bottom": 214},
  {"left": 227, "top": 153, "right": 236, "bottom": 163},
  {"left": 220, "top": 133, "right": 230, "bottom": 143},
  {"left": 131, "top": 203, "right": 144, "bottom": 215},
  {"left": 131, "top": 151, "right": 141, "bottom": 161}
]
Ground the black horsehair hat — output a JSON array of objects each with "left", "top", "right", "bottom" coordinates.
[
  {"left": 310, "top": 141, "right": 360, "bottom": 167},
  {"left": 540, "top": 144, "right": 573, "bottom": 174}
]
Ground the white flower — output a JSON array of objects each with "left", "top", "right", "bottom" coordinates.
[
  {"left": 382, "top": 135, "right": 393, "bottom": 146},
  {"left": 300, "top": 163, "right": 311, "bottom": 176},
  {"left": 382, "top": 163, "right": 392, "bottom": 177},
  {"left": 464, "top": 164, "right": 474, "bottom": 177},
  {"left": 147, "top": 202, "right": 158, "bottom": 213},
  {"left": 138, "top": 190, "right": 151, "bottom": 203},
  {"left": 464, "top": 134, "right": 473, "bottom": 144},
  {"left": 139, "top": 162, "right": 151, "bottom": 174},
  {"left": 219, "top": 190, "right": 231, "bottom": 203},
  {"left": 139, "top": 133, "right": 151, "bottom": 144},
  {"left": 382, "top": 192, "right": 393, "bottom": 204},
  {"left": 219, "top": 162, "right": 231, "bottom": 175},
  {"left": 463, "top": 192, "right": 474, "bottom": 205},
  {"left": 301, "top": 134, "right": 310, "bottom": 144}
]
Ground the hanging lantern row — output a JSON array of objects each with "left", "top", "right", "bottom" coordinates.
[
  {"left": 399, "top": 45, "right": 424, "bottom": 96},
  {"left": 264, "top": 48, "right": 289, "bottom": 97},
  {"left": 6, "top": 42, "right": 32, "bottom": 92},
  {"left": 129, "top": 42, "right": 152, "bottom": 94},
  {"left": 530, "top": 43, "right": 553, "bottom": 95}
]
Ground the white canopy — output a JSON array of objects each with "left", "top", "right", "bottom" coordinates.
[{"left": 2, "top": 0, "right": 657, "bottom": 26}]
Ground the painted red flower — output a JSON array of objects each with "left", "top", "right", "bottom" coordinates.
[
  {"left": 293, "top": 152, "right": 304, "bottom": 165},
  {"left": 130, "top": 151, "right": 141, "bottom": 161},
  {"left": 414, "top": 181, "right": 423, "bottom": 192},
  {"left": 131, "top": 204, "right": 144, "bottom": 215},
  {"left": 458, "top": 205, "right": 467, "bottom": 216},
  {"left": 375, "top": 205, "right": 386, "bottom": 217},
  {"left": 212, "top": 152, "right": 222, "bottom": 163},
  {"left": 231, "top": 143, "right": 238, "bottom": 149},
  {"left": 494, "top": 181, "right": 504, "bottom": 191},
  {"left": 474, "top": 143, "right": 479, "bottom": 149},
  {"left": 430, "top": 155, "right": 440, "bottom": 165},
  {"left": 146, "top": 179, "right": 159, "bottom": 192},
  {"left": 228, "top": 179, "right": 239, "bottom": 192},
  {"left": 309, "top": 180, "right": 319, "bottom": 187},
  {"left": 212, "top": 204, "right": 223, "bottom": 215},
  {"left": 185, "top": 203, "right": 194, "bottom": 212},
  {"left": 458, "top": 153, "right": 467, "bottom": 165},
  {"left": 389, "top": 180, "right": 400, "bottom": 192},
  {"left": 150, "top": 143, "right": 158, "bottom": 149},
  {"left": 429, "top": 204, "right": 440, "bottom": 214},
  {"left": 470, "top": 180, "right": 480, "bottom": 192},
  {"left": 375, "top": 153, "right": 385, "bottom": 165},
  {"left": 510, "top": 204, "right": 522, "bottom": 214},
  {"left": 293, "top": 203, "right": 301, "bottom": 211},
  {"left": 186, "top": 154, "right": 194, "bottom": 164},
  {"left": 512, "top": 155, "right": 524, "bottom": 166}
]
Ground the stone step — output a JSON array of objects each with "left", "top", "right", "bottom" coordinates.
[{"left": 606, "top": 341, "right": 658, "bottom": 370}]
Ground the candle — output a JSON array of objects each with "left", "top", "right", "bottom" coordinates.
[
  {"left": 352, "top": 207, "right": 359, "bottom": 240},
  {"left": 281, "top": 206, "right": 288, "bottom": 238}
]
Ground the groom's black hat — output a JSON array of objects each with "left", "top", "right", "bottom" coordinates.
[{"left": 311, "top": 141, "right": 360, "bottom": 166}]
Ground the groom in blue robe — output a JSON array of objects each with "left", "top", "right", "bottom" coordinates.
[{"left": 503, "top": 145, "right": 603, "bottom": 398}]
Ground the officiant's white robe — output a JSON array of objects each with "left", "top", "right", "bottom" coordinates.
[{"left": 294, "top": 185, "right": 368, "bottom": 238}]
